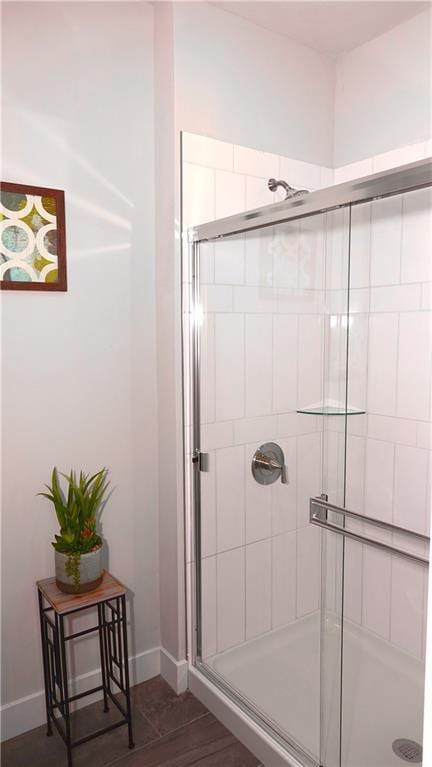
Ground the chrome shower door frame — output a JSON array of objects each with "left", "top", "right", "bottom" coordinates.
[{"left": 187, "top": 158, "right": 432, "bottom": 767}]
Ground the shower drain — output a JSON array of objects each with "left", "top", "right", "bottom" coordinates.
[{"left": 392, "top": 739, "right": 422, "bottom": 763}]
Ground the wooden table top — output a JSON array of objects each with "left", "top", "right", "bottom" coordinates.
[{"left": 37, "top": 570, "right": 127, "bottom": 615}]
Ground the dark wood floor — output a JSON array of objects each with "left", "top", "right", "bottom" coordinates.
[{"left": 1, "top": 675, "right": 262, "bottom": 766}]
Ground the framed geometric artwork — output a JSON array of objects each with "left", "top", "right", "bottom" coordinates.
[{"left": 0, "top": 182, "right": 67, "bottom": 291}]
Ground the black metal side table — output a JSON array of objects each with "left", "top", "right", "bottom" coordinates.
[{"left": 37, "top": 570, "right": 134, "bottom": 767}]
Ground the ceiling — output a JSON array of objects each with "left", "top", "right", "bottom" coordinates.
[{"left": 216, "top": 1, "right": 430, "bottom": 55}]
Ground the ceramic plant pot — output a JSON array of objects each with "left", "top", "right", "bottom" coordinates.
[{"left": 55, "top": 545, "right": 103, "bottom": 594}]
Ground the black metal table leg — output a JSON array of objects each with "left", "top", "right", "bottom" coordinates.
[
  {"left": 58, "top": 614, "right": 73, "bottom": 767},
  {"left": 121, "top": 595, "right": 134, "bottom": 749},
  {"left": 97, "top": 603, "right": 109, "bottom": 713},
  {"left": 38, "top": 591, "right": 53, "bottom": 737}
]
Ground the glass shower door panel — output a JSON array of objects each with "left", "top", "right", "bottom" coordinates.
[
  {"left": 341, "top": 187, "right": 432, "bottom": 766},
  {"left": 195, "top": 207, "right": 351, "bottom": 766}
]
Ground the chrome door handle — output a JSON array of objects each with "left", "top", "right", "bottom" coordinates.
[{"left": 251, "top": 442, "right": 287, "bottom": 485}]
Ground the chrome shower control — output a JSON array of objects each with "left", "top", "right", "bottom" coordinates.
[{"left": 251, "top": 442, "right": 287, "bottom": 486}]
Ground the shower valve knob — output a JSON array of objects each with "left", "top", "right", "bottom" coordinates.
[{"left": 251, "top": 442, "right": 287, "bottom": 486}]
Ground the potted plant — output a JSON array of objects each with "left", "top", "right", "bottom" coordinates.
[{"left": 39, "top": 467, "right": 109, "bottom": 594}]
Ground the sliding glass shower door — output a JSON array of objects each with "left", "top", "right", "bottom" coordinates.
[
  {"left": 188, "top": 163, "right": 431, "bottom": 767},
  {"left": 191, "top": 208, "right": 352, "bottom": 766},
  {"left": 338, "top": 186, "right": 431, "bottom": 767}
]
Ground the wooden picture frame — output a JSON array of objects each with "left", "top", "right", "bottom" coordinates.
[{"left": 0, "top": 182, "right": 67, "bottom": 291}]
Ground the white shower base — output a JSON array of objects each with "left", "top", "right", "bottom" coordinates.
[{"left": 208, "top": 613, "right": 425, "bottom": 767}]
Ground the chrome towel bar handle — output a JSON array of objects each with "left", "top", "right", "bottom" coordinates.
[{"left": 309, "top": 497, "right": 430, "bottom": 567}]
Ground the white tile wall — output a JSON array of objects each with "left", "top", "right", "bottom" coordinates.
[
  {"left": 234, "top": 285, "right": 277, "bottom": 313},
  {"left": 217, "top": 547, "right": 245, "bottom": 652},
  {"left": 200, "top": 314, "right": 215, "bottom": 424},
  {"left": 201, "top": 420, "right": 234, "bottom": 451},
  {"left": 183, "top": 132, "right": 431, "bottom": 666},
  {"left": 345, "top": 435, "right": 366, "bottom": 512},
  {"left": 364, "top": 439, "right": 394, "bottom": 524},
  {"left": 245, "top": 314, "right": 273, "bottom": 416},
  {"left": 370, "top": 284, "right": 422, "bottom": 313},
  {"left": 297, "top": 526, "right": 321, "bottom": 616},
  {"left": 245, "top": 230, "right": 274, "bottom": 287},
  {"left": 233, "top": 414, "right": 278, "bottom": 445},
  {"left": 297, "top": 432, "right": 322, "bottom": 528},
  {"left": 367, "top": 313, "right": 398, "bottom": 416},
  {"left": 201, "top": 284, "right": 232, "bottom": 313},
  {"left": 272, "top": 532, "right": 296, "bottom": 628},
  {"left": 298, "top": 315, "right": 324, "bottom": 409},
  {"left": 272, "top": 437, "right": 297, "bottom": 536},
  {"left": 394, "top": 445, "right": 429, "bottom": 535},
  {"left": 272, "top": 315, "right": 298, "bottom": 414},
  {"left": 201, "top": 450, "right": 217, "bottom": 557},
  {"left": 183, "top": 132, "right": 234, "bottom": 171},
  {"left": 245, "top": 443, "right": 272, "bottom": 543},
  {"left": 370, "top": 196, "right": 402, "bottom": 286},
  {"left": 349, "top": 203, "right": 371, "bottom": 289},
  {"left": 343, "top": 539, "right": 363, "bottom": 624},
  {"left": 335, "top": 141, "right": 429, "bottom": 186},
  {"left": 372, "top": 142, "right": 426, "bottom": 173},
  {"left": 277, "top": 288, "right": 325, "bottom": 314},
  {"left": 234, "top": 144, "right": 279, "bottom": 178},
  {"left": 216, "top": 445, "right": 245, "bottom": 552},
  {"left": 347, "top": 314, "right": 368, "bottom": 411},
  {"left": 199, "top": 242, "right": 215, "bottom": 284},
  {"left": 201, "top": 556, "right": 217, "bottom": 659},
  {"left": 362, "top": 548, "right": 391, "bottom": 638},
  {"left": 299, "top": 217, "right": 325, "bottom": 290},
  {"left": 390, "top": 558, "right": 425, "bottom": 658},
  {"left": 325, "top": 208, "right": 350, "bottom": 291},
  {"left": 215, "top": 314, "right": 244, "bottom": 421},
  {"left": 246, "top": 539, "right": 272, "bottom": 639},
  {"left": 334, "top": 158, "right": 373, "bottom": 184},
  {"left": 215, "top": 170, "right": 246, "bottom": 220},
  {"left": 214, "top": 238, "right": 245, "bottom": 285},
  {"left": 397, "top": 313, "right": 431, "bottom": 421},
  {"left": 279, "top": 156, "right": 322, "bottom": 190},
  {"left": 273, "top": 222, "right": 299, "bottom": 289},
  {"left": 246, "top": 175, "right": 277, "bottom": 210},
  {"left": 401, "top": 189, "right": 432, "bottom": 284},
  {"left": 183, "top": 163, "right": 215, "bottom": 227},
  {"left": 366, "top": 414, "right": 417, "bottom": 447}
]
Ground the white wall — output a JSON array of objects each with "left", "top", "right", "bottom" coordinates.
[
  {"left": 334, "top": 9, "right": 432, "bottom": 166},
  {"left": 1, "top": 1, "right": 160, "bottom": 738},
  {"left": 154, "top": 2, "right": 187, "bottom": 686},
  {"left": 173, "top": 2, "right": 335, "bottom": 167},
  {"left": 174, "top": 4, "right": 432, "bottom": 171}
]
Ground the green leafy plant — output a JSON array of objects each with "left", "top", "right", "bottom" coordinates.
[{"left": 39, "top": 468, "right": 109, "bottom": 588}]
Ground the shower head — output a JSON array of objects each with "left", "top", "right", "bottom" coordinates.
[{"left": 267, "top": 178, "right": 309, "bottom": 200}]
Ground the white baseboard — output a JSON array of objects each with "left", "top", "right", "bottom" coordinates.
[
  {"left": 1, "top": 646, "right": 161, "bottom": 743},
  {"left": 160, "top": 647, "right": 188, "bottom": 694}
]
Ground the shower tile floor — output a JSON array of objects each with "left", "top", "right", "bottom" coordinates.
[{"left": 1, "top": 675, "right": 261, "bottom": 767}]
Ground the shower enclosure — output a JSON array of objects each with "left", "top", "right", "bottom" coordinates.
[{"left": 185, "top": 159, "right": 431, "bottom": 767}]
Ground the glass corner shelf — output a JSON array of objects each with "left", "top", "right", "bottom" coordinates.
[{"left": 297, "top": 405, "right": 366, "bottom": 416}]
